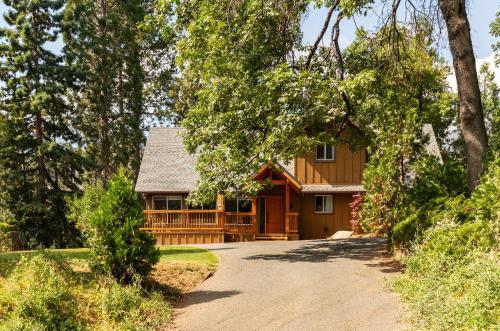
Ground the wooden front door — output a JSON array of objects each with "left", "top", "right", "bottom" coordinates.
[{"left": 266, "top": 196, "right": 283, "bottom": 233}]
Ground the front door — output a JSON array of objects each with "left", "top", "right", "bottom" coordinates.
[{"left": 266, "top": 196, "right": 283, "bottom": 233}]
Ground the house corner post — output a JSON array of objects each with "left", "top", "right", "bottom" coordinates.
[
  {"left": 252, "top": 196, "right": 257, "bottom": 234},
  {"left": 217, "top": 194, "right": 225, "bottom": 229},
  {"left": 285, "top": 182, "right": 290, "bottom": 234}
]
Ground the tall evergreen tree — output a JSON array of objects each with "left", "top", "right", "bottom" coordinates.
[
  {"left": 0, "top": 0, "right": 83, "bottom": 247},
  {"left": 63, "top": 0, "right": 148, "bottom": 181}
]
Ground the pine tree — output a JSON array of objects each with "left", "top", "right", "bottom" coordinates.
[
  {"left": 63, "top": 0, "right": 148, "bottom": 182},
  {"left": 0, "top": 0, "right": 83, "bottom": 247}
]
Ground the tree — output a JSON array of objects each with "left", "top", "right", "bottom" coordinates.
[
  {"left": 63, "top": 0, "right": 149, "bottom": 181},
  {"left": 438, "top": 0, "right": 488, "bottom": 190},
  {"left": 161, "top": 1, "right": 451, "bottom": 206},
  {"left": 491, "top": 11, "right": 500, "bottom": 65},
  {"left": 0, "top": 0, "right": 84, "bottom": 247},
  {"left": 67, "top": 168, "right": 159, "bottom": 284}
]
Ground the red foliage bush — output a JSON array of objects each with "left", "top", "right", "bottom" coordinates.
[{"left": 349, "top": 193, "right": 363, "bottom": 234}]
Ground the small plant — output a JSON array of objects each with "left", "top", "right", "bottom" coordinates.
[{"left": 67, "top": 167, "right": 159, "bottom": 284}]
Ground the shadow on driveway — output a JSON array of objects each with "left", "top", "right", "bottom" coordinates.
[
  {"left": 243, "top": 238, "right": 402, "bottom": 272},
  {"left": 177, "top": 290, "right": 241, "bottom": 308}
]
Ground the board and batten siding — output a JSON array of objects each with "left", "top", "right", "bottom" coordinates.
[
  {"left": 301, "top": 193, "right": 354, "bottom": 239},
  {"left": 294, "top": 144, "right": 366, "bottom": 185}
]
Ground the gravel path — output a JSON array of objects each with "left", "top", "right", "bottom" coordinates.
[{"left": 174, "top": 238, "right": 405, "bottom": 331}]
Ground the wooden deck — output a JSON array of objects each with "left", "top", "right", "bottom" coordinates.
[{"left": 141, "top": 210, "right": 299, "bottom": 244}]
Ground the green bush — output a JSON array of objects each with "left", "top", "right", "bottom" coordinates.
[
  {"left": 0, "top": 254, "right": 81, "bottom": 330},
  {"left": 0, "top": 253, "right": 171, "bottom": 330},
  {"left": 389, "top": 158, "right": 469, "bottom": 250},
  {"left": 393, "top": 155, "right": 500, "bottom": 330},
  {"left": 67, "top": 168, "right": 159, "bottom": 284}
]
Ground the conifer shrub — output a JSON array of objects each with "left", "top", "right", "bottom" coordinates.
[{"left": 67, "top": 168, "right": 159, "bottom": 284}]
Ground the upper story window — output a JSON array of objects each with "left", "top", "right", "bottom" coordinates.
[
  {"left": 225, "top": 197, "right": 252, "bottom": 213},
  {"left": 152, "top": 196, "right": 182, "bottom": 210},
  {"left": 315, "top": 195, "right": 333, "bottom": 213},
  {"left": 316, "top": 144, "right": 335, "bottom": 161}
]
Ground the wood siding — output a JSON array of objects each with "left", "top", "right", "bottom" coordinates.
[
  {"left": 294, "top": 145, "right": 366, "bottom": 184},
  {"left": 301, "top": 193, "right": 354, "bottom": 239}
]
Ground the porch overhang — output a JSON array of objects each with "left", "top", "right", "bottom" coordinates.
[{"left": 252, "top": 163, "right": 302, "bottom": 192}]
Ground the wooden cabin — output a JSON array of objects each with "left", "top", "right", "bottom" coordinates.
[{"left": 135, "top": 127, "right": 369, "bottom": 244}]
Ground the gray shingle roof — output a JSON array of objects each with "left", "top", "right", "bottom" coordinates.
[
  {"left": 423, "top": 124, "right": 443, "bottom": 162},
  {"left": 135, "top": 127, "right": 199, "bottom": 193}
]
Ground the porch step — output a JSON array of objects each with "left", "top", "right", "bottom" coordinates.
[{"left": 255, "top": 233, "right": 288, "bottom": 241}]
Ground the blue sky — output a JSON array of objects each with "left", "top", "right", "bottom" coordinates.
[{"left": 1, "top": 0, "right": 498, "bottom": 64}]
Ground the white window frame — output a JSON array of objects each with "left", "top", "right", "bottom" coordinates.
[
  {"left": 316, "top": 143, "right": 335, "bottom": 161},
  {"left": 315, "top": 195, "right": 333, "bottom": 214},
  {"left": 152, "top": 195, "right": 183, "bottom": 210}
]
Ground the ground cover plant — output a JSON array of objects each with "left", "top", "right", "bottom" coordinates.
[{"left": 0, "top": 246, "right": 218, "bottom": 330}]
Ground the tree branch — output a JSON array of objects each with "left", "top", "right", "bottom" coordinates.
[{"left": 304, "top": 1, "right": 339, "bottom": 69}]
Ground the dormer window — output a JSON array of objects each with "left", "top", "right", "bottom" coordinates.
[{"left": 316, "top": 144, "right": 335, "bottom": 161}]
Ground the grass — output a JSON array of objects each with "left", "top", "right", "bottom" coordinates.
[
  {"left": 0, "top": 245, "right": 218, "bottom": 272},
  {"left": 0, "top": 246, "right": 219, "bottom": 330}
]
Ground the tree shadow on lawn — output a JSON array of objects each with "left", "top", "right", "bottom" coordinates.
[{"left": 243, "top": 237, "right": 402, "bottom": 272}]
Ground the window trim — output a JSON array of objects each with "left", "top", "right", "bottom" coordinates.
[
  {"left": 314, "top": 195, "right": 333, "bottom": 214},
  {"left": 225, "top": 197, "right": 253, "bottom": 213},
  {"left": 315, "top": 143, "right": 336, "bottom": 162},
  {"left": 152, "top": 195, "right": 183, "bottom": 210}
]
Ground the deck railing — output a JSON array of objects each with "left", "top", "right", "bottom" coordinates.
[
  {"left": 142, "top": 210, "right": 223, "bottom": 231},
  {"left": 286, "top": 212, "right": 299, "bottom": 234},
  {"left": 142, "top": 210, "right": 295, "bottom": 235},
  {"left": 224, "top": 212, "right": 256, "bottom": 233}
]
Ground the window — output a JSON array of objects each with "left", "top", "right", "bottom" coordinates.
[
  {"left": 316, "top": 144, "right": 335, "bottom": 161},
  {"left": 225, "top": 197, "right": 252, "bottom": 212},
  {"left": 315, "top": 195, "right": 333, "bottom": 213},
  {"left": 187, "top": 201, "right": 216, "bottom": 210},
  {"left": 152, "top": 196, "right": 182, "bottom": 210}
]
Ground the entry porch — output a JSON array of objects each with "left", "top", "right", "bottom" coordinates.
[{"left": 140, "top": 164, "right": 301, "bottom": 244}]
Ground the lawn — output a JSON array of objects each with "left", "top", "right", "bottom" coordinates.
[
  {"left": 0, "top": 245, "right": 218, "bottom": 297},
  {"left": 0, "top": 245, "right": 217, "bottom": 266}
]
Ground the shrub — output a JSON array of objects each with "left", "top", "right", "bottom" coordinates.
[
  {"left": 67, "top": 168, "right": 159, "bottom": 284},
  {"left": 393, "top": 156, "right": 500, "bottom": 330},
  {"left": 348, "top": 193, "right": 363, "bottom": 233},
  {"left": 0, "top": 254, "right": 81, "bottom": 330},
  {"left": 389, "top": 158, "right": 469, "bottom": 250},
  {"left": 0, "top": 253, "right": 172, "bottom": 330}
]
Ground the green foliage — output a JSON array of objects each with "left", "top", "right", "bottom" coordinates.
[
  {"left": 491, "top": 11, "right": 500, "bottom": 65},
  {"left": 393, "top": 155, "right": 500, "bottom": 330},
  {"left": 478, "top": 62, "right": 500, "bottom": 152},
  {"left": 354, "top": 26, "right": 452, "bottom": 233},
  {"left": 0, "top": 0, "right": 84, "bottom": 248},
  {"left": 67, "top": 168, "right": 159, "bottom": 283},
  {"left": 0, "top": 254, "right": 81, "bottom": 330},
  {"left": 0, "top": 253, "right": 171, "bottom": 330}
]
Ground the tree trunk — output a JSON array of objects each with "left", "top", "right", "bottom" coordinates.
[{"left": 438, "top": 0, "right": 488, "bottom": 190}]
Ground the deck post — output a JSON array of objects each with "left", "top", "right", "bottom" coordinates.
[
  {"left": 251, "top": 196, "right": 257, "bottom": 234},
  {"left": 217, "top": 194, "right": 225, "bottom": 229},
  {"left": 285, "top": 181, "right": 290, "bottom": 234}
]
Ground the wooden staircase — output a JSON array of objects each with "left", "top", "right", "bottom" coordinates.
[{"left": 255, "top": 233, "right": 289, "bottom": 241}]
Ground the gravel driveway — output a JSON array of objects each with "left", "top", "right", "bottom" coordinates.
[{"left": 174, "top": 238, "right": 404, "bottom": 331}]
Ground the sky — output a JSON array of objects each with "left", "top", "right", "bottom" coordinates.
[{"left": 1, "top": 0, "right": 498, "bottom": 86}]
